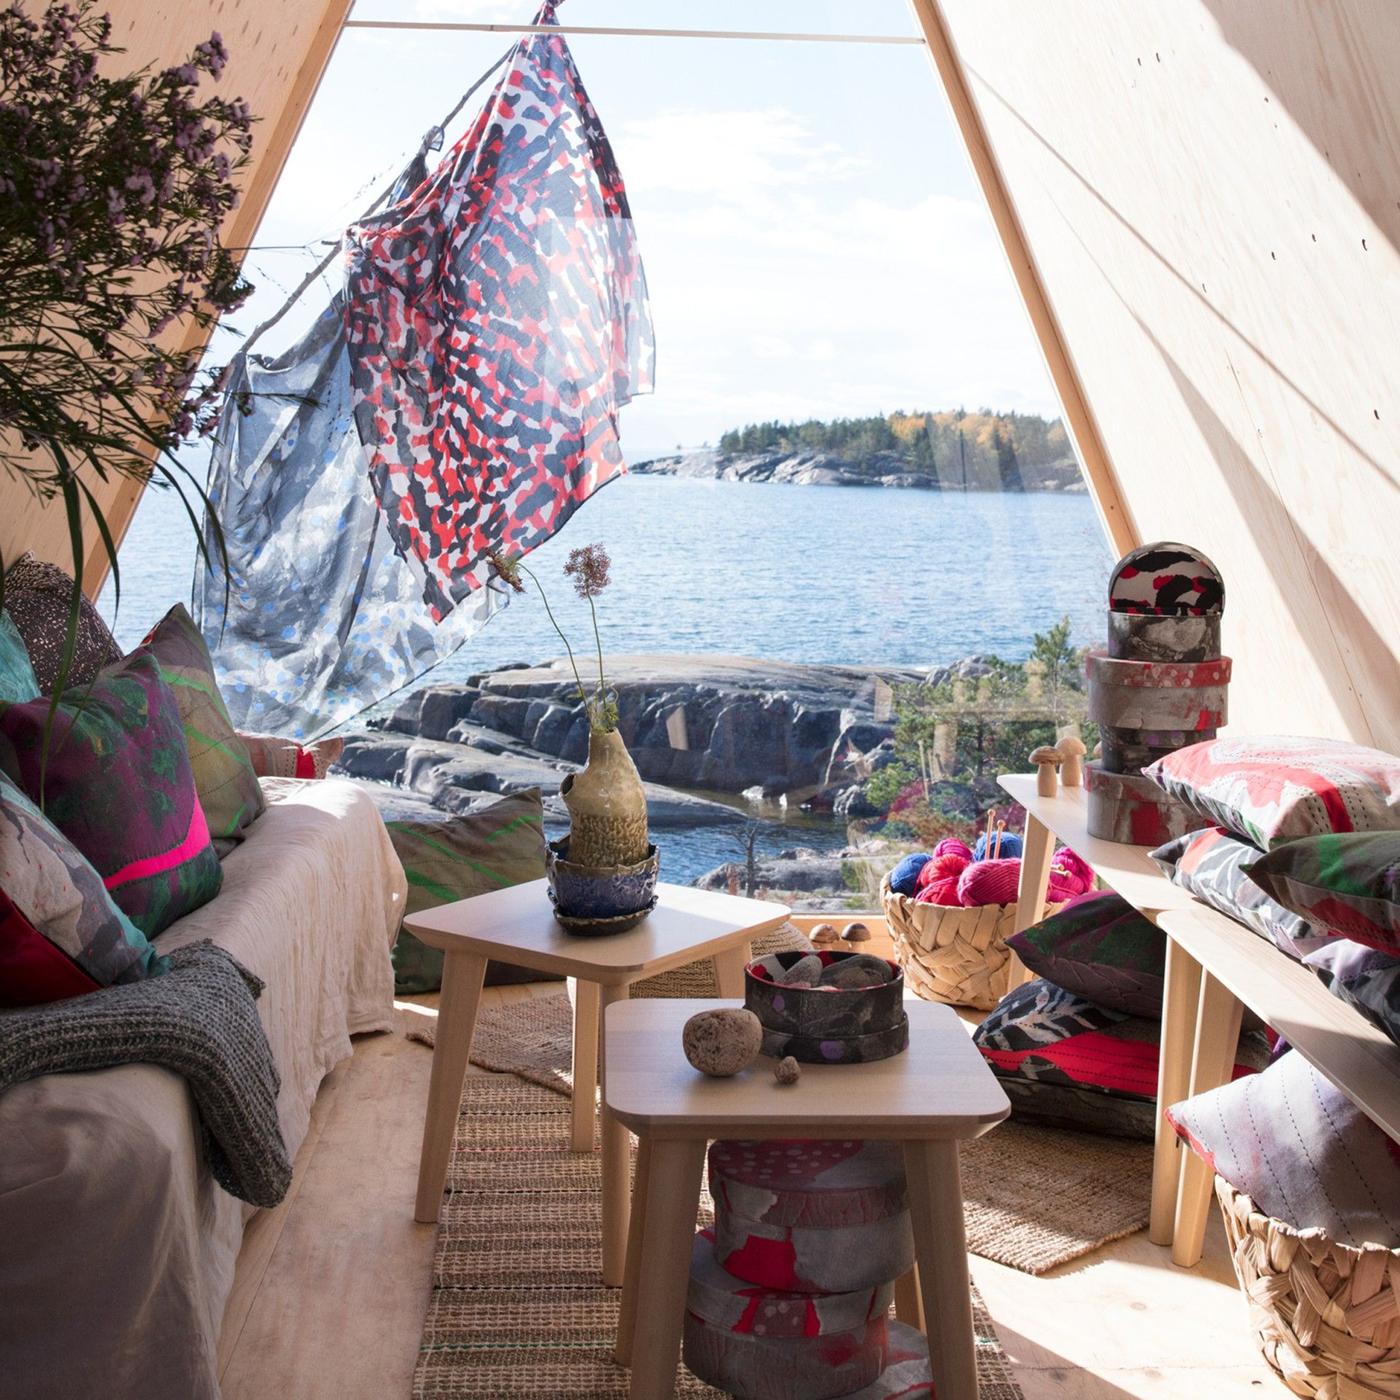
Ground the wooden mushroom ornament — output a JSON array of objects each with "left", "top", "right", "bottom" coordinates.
[
  {"left": 1030, "top": 744, "right": 1063, "bottom": 797},
  {"left": 1058, "top": 735, "right": 1088, "bottom": 787}
]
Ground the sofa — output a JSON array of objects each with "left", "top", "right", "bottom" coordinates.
[{"left": 0, "top": 776, "right": 406, "bottom": 1400}]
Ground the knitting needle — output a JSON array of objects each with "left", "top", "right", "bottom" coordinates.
[{"left": 994, "top": 820, "right": 1006, "bottom": 860}]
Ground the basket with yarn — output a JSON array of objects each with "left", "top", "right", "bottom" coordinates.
[{"left": 880, "top": 818, "right": 1094, "bottom": 1010}]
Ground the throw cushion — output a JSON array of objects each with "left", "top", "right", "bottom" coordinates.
[
  {"left": 1, "top": 552, "right": 122, "bottom": 693},
  {"left": 0, "top": 886, "right": 101, "bottom": 1007},
  {"left": 0, "top": 770, "right": 167, "bottom": 987},
  {"left": 1152, "top": 826, "right": 1327, "bottom": 961},
  {"left": 0, "top": 610, "right": 40, "bottom": 704},
  {"left": 1143, "top": 735, "right": 1400, "bottom": 851},
  {"left": 0, "top": 651, "right": 223, "bottom": 938},
  {"left": 1006, "top": 890, "right": 1166, "bottom": 1016},
  {"left": 136, "top": 605, "right": 267, "bottom": 857},
  {"left": 973, "top": 977, "right": 1268, "bottom": 1141},
  {"left": 1168, "top": 1049, "right": 1400, "bottom": 1247},
  {"left": 1247, "top": 832, "right": 1400, "bottom": 954},
  {"left": 1303, "top": 940, "right": 1400, "bottom": 1047},
  {"left": 238, "top": 731, "right": 345, "bottom": 780},
  {"left": 383, "top": 788, "right": 549, "bottom": 994}
]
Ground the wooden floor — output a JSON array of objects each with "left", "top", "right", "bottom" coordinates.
[{"left": 217, "top": 984, "right": 1281, "bottom": 1400}]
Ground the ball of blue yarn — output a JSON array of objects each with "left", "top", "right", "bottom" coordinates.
[
  {"left": 974, "top": 830, "right": 1024, "bottom": 862},
  {"left": 889, "top": 852, "right": 932, "bottom": 895}
]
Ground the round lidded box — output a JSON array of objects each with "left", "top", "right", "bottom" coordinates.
[
  {"left": 708, "top": 1139, "right": 915, "bottom": 1294},
  {"left": 683, "top": 1229, "right": 893, "bottom": 1400},
  {"left": 744, "top": 951, "right": 908, "bottom": 1064}
]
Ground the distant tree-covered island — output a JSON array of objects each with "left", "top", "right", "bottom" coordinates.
[{"left": 634, "top": 409, "right": 1084, "bottom": 492}]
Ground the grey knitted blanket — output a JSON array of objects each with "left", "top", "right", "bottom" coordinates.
[{"left": 0, "top": 942, "right": 291, "bottom": 1207}]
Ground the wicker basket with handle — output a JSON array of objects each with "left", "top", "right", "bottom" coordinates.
[
  {"left": 880, "top": 874, "right": 1060, "bottom": 1011},
  {"left": 1216, "top": 1177, "right": 1400, "bottom": 1398}
]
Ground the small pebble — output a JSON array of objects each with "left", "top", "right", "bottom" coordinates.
[
  {"left": 774, "top": 1056, "right": 801, "bottom": 1086},
  {"left": 819, "top": 954, "right": 895, "bottom": 989},
  {"left": 682, "top": 1008, "right": 763, "bottom": 1077},
  {"left": 775, "top": 953, "right": 823, "bottom": 987}
]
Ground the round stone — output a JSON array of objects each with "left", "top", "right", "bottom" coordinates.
[
  {"left": 682, "top": 1008, "right": 763, "bottom": 1077},
  {"left": 774, "top": 1055, "right": 801, "bottom": 1085},
  {"left": 775, "top": 953, "right": 823, "bottom": 987}
]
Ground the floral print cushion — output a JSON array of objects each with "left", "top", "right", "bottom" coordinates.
[
  {"left": 1247, "top": 832, "right": 1400, "bottom": 954},
  {"left": 0, "top": 771, "right": 167, "bottom": 987},
  {"left": 1143, "top": 735, "right": 1400, "bottom": 851},
  {"left": 136, "top": 604, "right": 267, "bottom": 857},
  {"left": 1168, "top": 1049, "right": 1400, "bottom": 1248},
  {"left": 1006, "top": 891, "right": 1166, "bottom": 1017},
  {"left": 1151, "top": 827, "right": 1330, "bottom": 962},
  {"left": 0, "top": 651, "right": 222, "bottom": 938}
]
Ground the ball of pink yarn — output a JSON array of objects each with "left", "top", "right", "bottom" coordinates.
[
  {"left": 1048, "top": 846, "right": 1094, "bottom": 901},
  {"left": 915, "top": 875, "right": 963, "bottom": 906},
  {"left": 933, "top": 837, "right": 975, "bottom": 863},
  {"left": 929, "top": 851, "right": 971, "bottom": 882},
  {"left": 956, "top": 858, "right": 1022, "bottom": 907}
]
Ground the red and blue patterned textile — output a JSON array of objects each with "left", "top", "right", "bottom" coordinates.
[{"left": 344, "top": 0, "right": 654, "bottom": 621}]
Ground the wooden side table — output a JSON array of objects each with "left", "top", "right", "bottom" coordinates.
[
  {"left": 604, "top": 997, "right": 1010, "bottom": 1400},
  {"left": 404, "top": 880, "right": 789, "bottom": 1285}
]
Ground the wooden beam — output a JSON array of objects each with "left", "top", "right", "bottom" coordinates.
[
  {"left": 905, "top": 0, "right": 1138, "bottom": 558},
  {"left": 80, "top": 0, "right": 356, "bottom": 597}
]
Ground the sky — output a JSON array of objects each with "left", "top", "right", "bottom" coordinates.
[{"left": 210, "top": 0, "right": 1063, "bottom": 462}]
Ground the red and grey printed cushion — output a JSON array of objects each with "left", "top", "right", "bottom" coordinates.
[
  {"left": 1168, "top": 1050, "right": 1400, "bottom": 1247},
  {"left": 973, "top": 978, "right": 1269, "bottom": 1141},
  {"left": 1144, "top": 736, "right": 1400, "bottom": 851},
  {"left": 1304, "top": 940, "right": 1400, "bottom": 1047},
  {"left": 0, "top": 886, "right": 101, "bottom": 1007},
  {"left": 1006, "top": 891, "right": 1166, "bottom": 1016},
  {"left": 236, "top": 731, "right": 344, "bottom": 780},
  {"left": 1152, "top": 827, "right": 1328, "bottom": 962},
  {"left": 1247, "top": 832, "right": 1400, "bottom": 955}
]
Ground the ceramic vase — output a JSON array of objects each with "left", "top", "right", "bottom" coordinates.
[{"left": 560, "top": 728, "right": 650, "bottom": 868}]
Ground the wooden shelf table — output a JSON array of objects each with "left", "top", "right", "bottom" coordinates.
[
  {"left": 404, "top": 880, "right": 789, "bottom": 1285},
  {"left": 605, "top": 997, "right": 1010, "bottom": 1400}
]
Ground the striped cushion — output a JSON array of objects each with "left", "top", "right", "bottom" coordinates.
[
  {"left": 137, "top": 605, "right": 267, "bottom": 856},
  {"left": 0, "top": 651, "right": 222, "bottom": 938}
]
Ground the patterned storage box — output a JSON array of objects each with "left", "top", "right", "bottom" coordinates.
[
  {"left": 682, "top": 1230, "right": 893, "bottom": 1400},
  {"left": 708, "top": 1139, "right": 914, "bottom": 1294}
]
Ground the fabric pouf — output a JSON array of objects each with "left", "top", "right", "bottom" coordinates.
[{"left": 708, "top": 1139, "right": 914, "bottom": 1294}]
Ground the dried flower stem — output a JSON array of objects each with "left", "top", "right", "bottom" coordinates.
[{"left": 517, "top": 561, "right": 589, "bottom": 710}]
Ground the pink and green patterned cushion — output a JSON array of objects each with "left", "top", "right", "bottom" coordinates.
[
  {"left": 972, "top": 977, "right": 1269, "bottom": 1141},
  {"left": 1247, "top": 833, "right": 1400, "bottom": 955},
  {"left": 135, "top": 605, "right": 267, "bottom": 856},
  {"left": 1151, "top": 826, "right": 1329, "bottom": 962},
  {"left": 1006, "top": 891, "right": 1166, "bottom": 1016},
  {"left": 0, "top": 771, "right": 167, "bottom": 986},
  {"left": 1168, "top": 1050, "right": 1400, "bottom": 1247},
  {"left": 1143, "top": 735, "right": 1400, "bottom": 851},
  {"left": 0, "top": 651, "right": 222, "bottom": 938}
]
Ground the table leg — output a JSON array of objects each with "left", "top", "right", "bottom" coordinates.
[
  {"left": 413, "top": 950, "right": 488, "bottom": 1223},
  {"left": 1008, "top": 814, "right": 1055, "bottom": 986},
  {"left": 600, "top": 983, "right": 633, "bottom": 1287},
  {"left": 894, "top": 1265, "right": 924, "bottom": 1332},
  {"left": 1150, "top": 936, "right": 1203, "bottom": 1245},
  {"left": 712, "top": 941, "right": 751, "bottom": 998},
  {"left": 627, "top": 1138, "right": 706, "bottom": 1400},
  {"left": 571, "top": 979, "right": 601, "bottom": 1153},
  {"left": 615, "top": 1135, "right": 653, "bottom": 1366},
  {"left": 903, "top": 1139, "right": 977, "bottom": 1400},
  {"left": 1172, "top": 970, "right": 1244, "bottom": 1268}
]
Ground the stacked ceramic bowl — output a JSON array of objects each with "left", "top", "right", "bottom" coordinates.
[{"left": 544, "top": 839, "right": 659, "bottom": 935}]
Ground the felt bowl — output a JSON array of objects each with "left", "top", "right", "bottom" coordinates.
[
  {"left": 744, "top": 950, "right": 908, "bottom": 1064},
  {"left": 546, "top": 839, "right": 659, "bottom": 925}
]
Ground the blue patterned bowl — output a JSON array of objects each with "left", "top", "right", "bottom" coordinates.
[{"left": 546, "top": 839, "right": 659, "bottom": 925}]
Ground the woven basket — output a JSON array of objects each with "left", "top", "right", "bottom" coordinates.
[
  {"left": 881, "top": 875, "right": 1057, "bottom": 1011},
  {"left": 1216, "top": 1178, "right": 1400, "bottom": 1398}
]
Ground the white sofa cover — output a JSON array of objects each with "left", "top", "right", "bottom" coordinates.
[{"left": 0, "top": 778, "right": 405, "bottom": 1400}]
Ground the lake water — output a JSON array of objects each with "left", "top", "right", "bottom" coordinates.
[{"left": 101, "top": 475, "right": 1112, "bottom": 884}]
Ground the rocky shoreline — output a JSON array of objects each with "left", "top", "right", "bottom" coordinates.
[{"left": 631, "top": 447, "right": 1086, "bottom": 493}]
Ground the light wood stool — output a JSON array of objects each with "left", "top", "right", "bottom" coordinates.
[
  {"left": 404, "top": 879, "right": 789, "bottom": 1285},
  {"left": 605, "top": 997, "right": 1010, "bottom": 1400}
]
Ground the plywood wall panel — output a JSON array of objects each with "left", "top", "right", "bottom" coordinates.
[
  {"left": 927, "top": 0, "right": 1400, "bottom": 751},
  {"left": 0, "top": 0, "right": 351, "bottom": 586}
]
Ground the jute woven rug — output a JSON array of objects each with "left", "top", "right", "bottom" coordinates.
[
  {"left": 405, "top": 991, "right": 1152, "bottom": 1276},
  {"left": 415, "top": 1072, "right": 1026, "bottom": 1398}
]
